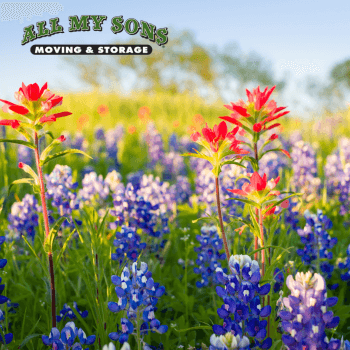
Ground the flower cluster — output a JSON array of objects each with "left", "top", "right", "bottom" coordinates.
[
  {"left": 45, "top": 165, "right": 81, "bottom": 228},
  {"left": 296, "top": 210, "right": 338, "bottom": 287},
  {"left": 108, "top": 262, "right": 168, "bottom": 347},
  {"left": 78, "top": 172, "right": 110, "bottom": 207},
  {"left": 42, "top": 321, "right": 96, "bottom": 349},
  {"left": 62, "top": 131, "right": 88, "bottom": 152},
  {"left": 0, "top": 82, "right": 72, "bottom": 129},
  {"left": 144, "top": 122, "right": 165, "bottom": 168},
  {"left": 163, "top": 151, "right": 187, "bottom": 181},
  {"left": 0, "top": 236, "right": 13, "bottom": 345},
  {"left": 279, "top": 272, "right": 340, "bottom": 350},
  {"left": 170, "top": 176, "right": 192, "bottom": 204},
  {"left": 56, "top": 302, "right": 89, "bottom": 323},
  {"left": 212, "top": 255, "right": 272, "bottom": 349},
  {"left": 111, "top": 225, "right": 147, "bottom": 266},
  {"left": 338, "top": 244, "right": 350, "bottom": 282},
  {"left": 324, "top": 138, "right": 350, "bottom": 215},
  {"left": 291, "top": 141, "right": 321, "bottom": 201},
  {"left": 110, "top": 177, "right": 170, "bottom": 239},
  {"left": 194, "top": 226, "right": 227, "bottom": 288},
  {"left": 7, "top": 194, "right": 41, "bottom": 241}
]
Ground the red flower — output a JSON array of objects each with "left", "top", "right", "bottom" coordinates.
[
  {"left": 280, "top": 149, "right": 291, "bottom": 159},
  {"left": 228, "top": 172, "right": 280, "bottom": 197},
  {"left": 18, "top": 162, "right": 24, "bottom": 169},
  {"left": 19, "top": 82, "right": 48, "bottom": 102},
  {"left": 39, "top": 111, "right": 72, "bottom": 123},
  {"left": 0, "top": 119, "right": 21, "bottom": 129},
  {"left": 246, "top": 86, "right": 276, "bottom": 111},
  {"left": 190, "top": 132, "right": 201, "bottom": 142},
  {"left": 58, "top": 135, "right": 66, "bottom": 142},
  {"left": 269, "top": 134, "right": 278, "bottom": 141},
  {"left": 9, "top": 105, "right": 29, "bottom": 115},
  {"left": 253, "top": 123, "right": 262, "bottom": 133},
  {"left": 41, "top": 96, "right": 63, "bottom": 112}
]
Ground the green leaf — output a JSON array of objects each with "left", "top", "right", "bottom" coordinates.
[
  {"left": 55, "top": 229, "right": 76, "bottom": 266},
  {"left": 0, "top": 138, "right": 36, "bottom": 149},
  {"left": 40, "top": 149, "right": 92, "bottom": 166},
  {"left": 248, "top": 245, "right": 292, "bottom": 256},
  {"left": 259, "top": 148, "right": 289, "bottom": 161},
  {"left": 40, "top": 138, "right": 64, "bottom": 162},
  {"left": 22, "top": 235, "right": 48, "bottom": 277},
  {"left": 18, "top": 333, "right": 42, "bottom": 349},
  {"left": 262, "top": 193, "right": 303, "bottom": 207},
  {"left": 46, "top": 217, "right": 67, "bottom": 253},
  {"left": 39, "top": 130, "right": 54, "bottom": 140},
  {"left": 227, "top": 197, "right": 261, "bottom": 209},
  {"left": 8, "top": 178, "right": 34, "bottom": 194},
  {"left": 192, "top": 216, "right": 220, "bottom": 226},
  {"left": 249, "top": 206, "right": 262, "bottom": 239},
  {"left": 176, "top": 325, "right": 212, "bottom": 332},
  {"left": 220, "top": 160, "right": 247, "bottom": 168},
  {"left": 181, "top": 152, "right": 211, "bottom": 162}
]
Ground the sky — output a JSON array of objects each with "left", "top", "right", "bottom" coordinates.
[{"left": 1, "top": 0, "right": 350, "bottom": 118}]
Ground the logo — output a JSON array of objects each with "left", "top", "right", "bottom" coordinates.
[{"left": 22, "top": 15, "right": 168, "bottom": 55}]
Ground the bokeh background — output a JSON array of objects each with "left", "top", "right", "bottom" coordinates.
[{"left": 1, "top": 0, "right": 350, "bottom": 158}]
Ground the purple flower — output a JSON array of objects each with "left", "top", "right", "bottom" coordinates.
[
  {"left": 194, "top": 226, "right": 226, "bottom": 288},
  {"left": 7, "top": 194, "right": 41, "bottom": 241},
  {"left": 213, "top": 255, "right": 271, "bottom": 349},
  {"left": 280, "top": 272, "right": 340, "bottom": 350},
  {"left": 108, "top": 262, "right": 167, "bottom": 346}
]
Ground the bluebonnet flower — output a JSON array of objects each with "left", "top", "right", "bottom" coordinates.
[
  {"left": 190, "top": 157, "right": 211, "bottom": 176},
  {"left": 42, "top": 321, "right": 96, "bottom": 349},
  {"left": 170, "top": 176, "right": 192, "bottom": 204},
  {"left": 296, "top": 210, "right": 337, "bottom": 288},
  {"left": 110, "top": 181, "right": 170, "bottom": 239},
  {"left": 7, "top": 194, "right": 41, "bottom": 241},
  {"left": 291, "top": 141, "right": 321, "bottom": 201},
  {"left": 273, "top": 268, "right": 285, "bottom": 293},
  {"left": 286, "top": 130, "right": 303, "bottom": 151},
  {"left": 105, "top": 170, "right": 123, "bottom": 193},
  {"left": 163, "top": 152, "right": 186, "bottom": 181},
  {"left": 111, "top": 225, "right": 147, "bottom": 266},
  {"left": 213, "top": 255, "right": 272, "bottom": 349},
  {"left": 45, "top": 165, "right": 81, "bottom": 229},
  {"left": 209, "top": 333, "right": 250, "bottom": 350},
  {"left": 56, "top": 302, "right": 88, "bottom": 323},
  {"left": 108, "top": 262, "right": 168, "bottom": 346},
  {"left": 324, "top": 138, "right": 350, "bottom": 215},
  {"left": 78, "top": 172, "right": 110, "bottom": 206},
  {"left": 144, "top": 123, "right": 165, "bottom": 168},
  {"left": 279, "top": 271, "right": 340, "bottom": 350},
  {"left": 338, "top": 244, "right": 350, "bottom": 282},
  {"left": 194, "top": 226, "right": 226, "bottom": 288},
  {"left": 62, "top": 131, "right": 88, "bottom": 152},
  {"left": 105, "top": 125, "right": 124, "bottom": 169},
  {"left": 0, "top": 236, "right": 13, "bottom": 345},
  {"left": 168, "top": 133, "right": 179, "bottom": 152},
  {"left": 127, "top": 171, "right": 144, "bottom": 191}
]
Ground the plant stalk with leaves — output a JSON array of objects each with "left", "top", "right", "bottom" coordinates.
[
  {"left": 183, "top": 120, "right": 249, "bottom": 264},
  {"left": 0, "top": 82, "right": 91, "bottom": 328}
]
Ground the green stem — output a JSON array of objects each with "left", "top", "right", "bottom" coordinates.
[
  {"left": 215, "top": 176, "right": 230, "bottom": 265},
  {"left": 34, "top": 132, "right": 56, "bottom": 328}
]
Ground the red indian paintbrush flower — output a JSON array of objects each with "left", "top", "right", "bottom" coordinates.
[
  {"left": 0, "top": 119, "right": 21, "bottom": 129},
  {"left": 0, "top": 82, "right": 71, "bottom": 126},
  {"left": 228, "top": 171, "right": 281, "bottom": 202},
  {"left": 191, "top": 121, "right": 248, "bottom": 154},
  {"left": 219, "top": 86, "right": 289, "bottom": 133},
  {"left": 185, "top": 121, "right": 248, "bottom": 177}
]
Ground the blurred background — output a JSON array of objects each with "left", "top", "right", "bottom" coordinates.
[{"left": 1, "top": 0, "right": 350, "bottom": 152}]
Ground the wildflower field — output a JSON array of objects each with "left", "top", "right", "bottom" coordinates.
[{"left": 1, "top": 83, "right": 350, "bottom": 350}]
